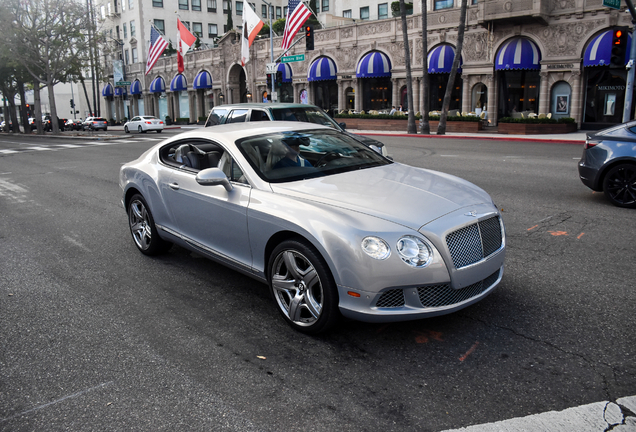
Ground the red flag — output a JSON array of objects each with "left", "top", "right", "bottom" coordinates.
[
  {"left": 177, "top": 18, "right": 197, "bottom": 73},
  {"left": 281, "top": 0, "right": 311, "bottom": 52}
]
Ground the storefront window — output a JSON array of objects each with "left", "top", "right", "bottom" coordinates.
[
  {"left": 313, "top": 81, "right": 338, "bottom": 115},
  {"left": 346, "top": 87, "right": 355, "bottom": 110},
  {"left": 362, "top": 78, "right": 391, "bottom": 111},
  {"left": 179, "top": 91, "right": 189, "bottom": 119},
  {"left": 550, "top": 81, "right": 571, "bottom": 118},
  {"left": 280, "top": 83, "right": 293, "bottom": 103},
  {"left": 584, "top": 69, "right": 634, "bottom": 125},
  {"left": 429, "top": 74, "right": 462, "bottom": 111},
  {"left": 497, "top": 70, "right": 540, "bottom": 118},
  {"left": 138, "top": 98, "right": 145, "bottom": 116},
  {"left": 158, "top": 93, "right": 168, "bottom": 121},
  {"left": 471, "top": 83, "right": 487, "bottom": 112}
]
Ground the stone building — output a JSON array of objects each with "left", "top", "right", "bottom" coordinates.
[{"left": 102, "top": 0, "right": 635, "bottom": 129}]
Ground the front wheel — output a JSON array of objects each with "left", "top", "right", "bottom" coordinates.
[
  {"left": 269, "top": 239, "right": 339, "bottom": 334},
  {"left": 603, "top": 163, "right": 636, "bottom": 208},
  {"left": 124, "top": 126, "right": 129, "bottom": 133},
  {"left": 157, "top": 130, "right": 162, "bottom": 133},
  {"left": 127, "top": 194, "right": 172, "bottom": 255}
]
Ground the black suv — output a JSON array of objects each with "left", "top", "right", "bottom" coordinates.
[{"left": 205, "top": 103, "right": 388, "bottom": 157}]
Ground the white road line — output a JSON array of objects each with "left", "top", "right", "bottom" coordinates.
[
  {"left": 54, "top": 144, "right": 84, "bottom": 148},
  {"left": 0, "top": 149, "right": 19, "bottom": 154},
  {"left": 442, "top": 396, "right": 636, "bottom": 432},
  {"left": 24, "top": 146, "right": 53, "bottom": 151}
]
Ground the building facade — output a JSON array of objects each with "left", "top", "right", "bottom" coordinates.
[{"left": 99, "top": 0, "right": 636, "bottom": 130}]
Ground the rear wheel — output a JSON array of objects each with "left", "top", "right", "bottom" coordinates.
[
  {"left": 124, "top": 126, "right": 129, "bottom": 133},
  {"left": 157, "top": 130, "right": 162, "bottom": 133},
  {"left": 138, "top": 126, "right": 143, "bottom": 133},
  {"left": 603, "top": 163, "right": 636, "bottom": 208},
  {"left": 269, "top": 239, "right": 339, "bottom": 334},
  {"left": 127, "top": 194, "right": 171, "bottom": 255}
]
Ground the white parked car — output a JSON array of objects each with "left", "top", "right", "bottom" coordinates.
[{"left": 124, "top": 116, "right": 164, "bottom": 134}]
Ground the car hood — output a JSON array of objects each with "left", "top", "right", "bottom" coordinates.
[
  {"left": 270, "top": 163, "right": 494, "bottom": 229},
  {"left": 344, "top": 131, "right": 384, "bottom": 148}
]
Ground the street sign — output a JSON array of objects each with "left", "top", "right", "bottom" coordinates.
[
  {"left": 266, "top": 62, "right": 277, "bottom": 74},
  {"left": 281, "top": 54, "right": 305, "bottom": 63},
  {"left": 603, "top": 0, "right": 620, "bottom": 10},
  {"left": 116, "top": 81, "right": 131, "bottom": 86}
]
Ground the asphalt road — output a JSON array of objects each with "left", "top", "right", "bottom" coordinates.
[{"left": 0, "top": 130, "right": 634, "bottom": 431}]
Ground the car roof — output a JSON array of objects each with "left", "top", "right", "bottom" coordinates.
[{"left": 213, "top": 103, "right": 319, "bottom": 110}]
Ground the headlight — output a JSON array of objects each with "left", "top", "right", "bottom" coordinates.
[
  {"left": 396, "top": 236, "right": 432, "bottom": 268},
  {"left": 361, "top": 236, "right": 390, "bottom": 260}
]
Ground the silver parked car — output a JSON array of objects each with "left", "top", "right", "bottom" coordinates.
[
  {"left": 120, "top": 122, "right": 506, "bottom": 333},
  {"left": 578, "top": 121, "right": 636, "bottom": 208}
]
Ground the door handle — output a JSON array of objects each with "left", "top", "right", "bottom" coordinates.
[{"left": 169, "top": 182, "right": 180, "bottom": 190}]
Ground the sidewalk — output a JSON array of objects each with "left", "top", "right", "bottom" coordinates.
[{"left": 5, "top": 124, "right": 588, "bottom": 145}]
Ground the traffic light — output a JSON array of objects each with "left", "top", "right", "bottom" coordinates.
[
  {"left": 610, "top": 27, "right": 628, "bottom": 67},
  {"left": 276, "top": 70, "right": 283, "bottom": 88},
  {"left": 266, "top": 74, "right": 272, "bottom": 88},
  {"left": 70, "top": 99, "right": 75, "bottom": 108},
  {"left": 305, "top": 24, "right": 314, "bottom": 51}
]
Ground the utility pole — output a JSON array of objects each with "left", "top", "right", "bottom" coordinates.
[{"left": 623, "top": 0, "right": 636, "bottom": 122}]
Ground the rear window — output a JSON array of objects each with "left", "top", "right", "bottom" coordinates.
[
  {"left": 227, "top": 109, "right": 249, "bottom": 124},
  {"left": 271, "top": 108, "right": 339, "bottom": 129},
  {"left": 94, "top": 118, "right": 107, "bottom": 122}
]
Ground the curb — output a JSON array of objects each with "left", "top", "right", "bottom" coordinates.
[{"left": 354, "top": 131, "right": 585, "bottom": 145}]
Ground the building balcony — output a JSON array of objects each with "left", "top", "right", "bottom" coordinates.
[{"left": 477, "top": 0, "right": 549, "bottom": 26}]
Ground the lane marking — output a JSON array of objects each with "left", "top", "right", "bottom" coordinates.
[
  {"left": 577, "top": 232, "right": 585, "bottom": 239},
  {"left": 548, "top": 230, "right": 568, "bottom": 236},
  {"left": 527, "top": 225, "right": 539, "bottom": 231}
]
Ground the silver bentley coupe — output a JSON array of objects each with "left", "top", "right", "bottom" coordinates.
[{"left": 120, "top": 122, "right": 506, "bottom": 333}]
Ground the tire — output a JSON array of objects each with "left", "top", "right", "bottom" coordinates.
[
  {"left": 138, "top": 126, "right": 143, "bottom": 133},
  {"left": 124, "top": 126, "right": 129, "bottom": 133},
  {"left": 157, "top": 130, "right": 162, "bottom": 133},
  {"left": 603, "top": 163, "right": 636, "bottom": 208},
  {"left": 127, "top": 194, "right": 172, "bottom": 255},
  {"left": 269, "top": 239, "right": 339, "bottom": 334}
]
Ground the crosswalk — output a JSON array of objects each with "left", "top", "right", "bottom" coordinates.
[{"left": 0, "top": 136, "right": 163, "bottom": 155}]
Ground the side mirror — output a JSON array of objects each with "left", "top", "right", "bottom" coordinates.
[
  {"left": 338, "top": 122, "right": 347, "bottom": 130},
  {"left": 196, "top": 167, "right": 233, "bottom": 192}
]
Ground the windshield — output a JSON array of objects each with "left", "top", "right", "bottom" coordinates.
[
  {"left": 271, "top": 107, "right": 341, "bottom": 130},
  {"left": 237, "top": 129, "right": 391, "bottom": 183}
]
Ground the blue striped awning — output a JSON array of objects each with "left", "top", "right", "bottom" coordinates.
[
  {"left": 170, "top": 74, "right": 187, "bottom": 92},
  {"left": 114, "top": 87, "right": 126, "bottom": 96},
  {"left": 495, "top": 38, "right": 541, "bottom": 71},
  {"left": 149, "top": 77, "right": 165, "bottom": 93},
  {"left": 277, "top": 63, "right": 293, "bottom": 82},
  {"left": 307, "top": 57, "right": 336, "bottom": 81},
  {"left": 130, "top": 80, "right": 142, "bottom": 95},
  {"left": 584, "top": 30, "right": 633, "bottom": 67},
  {"left": 356, "top": 51, "right": 392, "bottom": 78},
  {"left": 428, "top": 45, "right": 462, "bottom": 74},
  {"left": 101, "top": 83, "right": 113, "bottom": 97},
  {"left": 193, "top": 71, "right": 213, "bottom": 89}
]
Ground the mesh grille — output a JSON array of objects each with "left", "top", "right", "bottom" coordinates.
[
  {"left": 446, "top": 216, "right": 502, "bottom": 269},
  {"left": 376, "top": 289, "right": 405, "bottom": 308},
  {"left": 417, "top": 269, "right": 501, "bottom": 308}
]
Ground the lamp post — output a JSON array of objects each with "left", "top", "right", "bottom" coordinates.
[
  {"left": 246, "top": 91, "right": 252, "bottom": 102},
  {"left": 219, "top": 93, "right": 225, "bottom": 105}
]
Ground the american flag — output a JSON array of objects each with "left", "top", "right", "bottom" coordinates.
[
  {"left": 145, "top": 26, "right": 168, "bottom": 75},
  {"left": 281, "top": 0, "right": 312, "bottom": 51}
]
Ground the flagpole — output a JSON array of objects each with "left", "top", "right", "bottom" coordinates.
[{"left": 262, "top": 0, "right": 275, "bottom": 101}]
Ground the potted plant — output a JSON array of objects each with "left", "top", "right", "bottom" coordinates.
[{"left": 164, "top": 115, "right": 172, "bottom": 125}]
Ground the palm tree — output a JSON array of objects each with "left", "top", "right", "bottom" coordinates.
[
  {"left": 437, "top": 0, "right": 468, "bottom": 135},
  {"left": 399, "top": 0, "right": 416, "bottom": 133},
  {"left": 420, "top": 0, "right": 430, "bottom": 134}
]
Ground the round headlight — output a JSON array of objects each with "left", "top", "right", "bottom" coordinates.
[
  {"left": 396, "top": 236, "right": 432, "bottom": 267},
  {"left": 361, "top": 236, "right": 390, "bottom": 260}
]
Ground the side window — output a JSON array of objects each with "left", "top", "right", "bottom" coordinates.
[
  {"left": 227, "top": 109, "right": 249, "bottom": 123},
  {"left": 250, "top": 110, "right": 271, "bottom": 122},
  {"left": 205, "top": 108, "right": 228, "bottom": 126}
]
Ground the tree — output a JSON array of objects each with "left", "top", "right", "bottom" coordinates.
[
  {"left": 226, "top": 1, "right": 233, "bottom": 32},
  {"left": 399, "top": 0, "right": 416, "bottom": 134},
  {"left": 1, "top": 0, "right": 91, "bottom": 134},
  {"left": 437, "top": 0, "right": 467, "bottom": 135},
  {"left": 420, "top": 0, "right": 430, "bottom": 134}
]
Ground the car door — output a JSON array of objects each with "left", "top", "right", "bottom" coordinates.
[
  {"left": 226, "top": 109, "right": 249, "bottom": 124},
  {"left": 163, "top": 139, "right": 253, "bottom": 269}
]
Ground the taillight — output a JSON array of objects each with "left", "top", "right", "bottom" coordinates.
[
  {"left": 585, "top": 140, "right": 600, "bottom": 149},
  {"left": 146, "top": 121, "right": 152, "bottom": 124},
  {"left": 160, "top": 121, "right": 164, "bottom": 124}
]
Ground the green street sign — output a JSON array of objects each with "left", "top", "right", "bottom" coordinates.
[
  {"left": 603, "top": 0, "right": 620, "bottom": 10},
  {"left": 116, "top": 81, "right": 131, "bottom": 86},
  {"left": 281, "top": 54, "right": 305, "bottom": 63}
]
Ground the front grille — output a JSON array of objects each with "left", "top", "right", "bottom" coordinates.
[
  {"left": 376, "top": 289, "right": 405, "bottom": 308},
  {"left": 446, "top": 216, "right": 503, "bottom": 269},
  {"left": 417, "top": 269, "right": 501, "bottom": 308}
]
